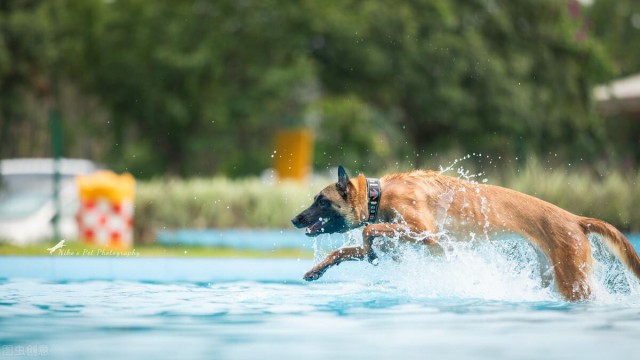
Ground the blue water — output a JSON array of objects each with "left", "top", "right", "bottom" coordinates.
[
  {"left": 156, "top": 229, "right": 307, "bottom": 250},
  {"left": 2, "top": 235, "right": 640, "bottom": 359}
]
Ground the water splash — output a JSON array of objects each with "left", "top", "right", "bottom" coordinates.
[
  {"left": 314, "top": 229, "right": 640, "bottom": 304},
  {"left": 588, "top": 234, "right": 640, "bottom": 303},
  {"left": 438, "top": 153, "right": 489, "bottom": 183},
  {"left": 319, "top": 233, "right": 554, "bottom": 301}
]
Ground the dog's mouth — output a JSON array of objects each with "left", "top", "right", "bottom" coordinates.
[{"left": 305, "top": 217, "right": 332, "bottom": 237}]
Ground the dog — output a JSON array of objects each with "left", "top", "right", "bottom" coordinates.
[{"left": 291, "top": 166, "right": 640, "bottom": 301}]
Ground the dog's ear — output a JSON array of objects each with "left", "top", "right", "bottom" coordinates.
[{"left": 337, "top": 165, "right": 349, "bottom": 196}]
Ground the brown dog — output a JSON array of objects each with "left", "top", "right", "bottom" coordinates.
[{"left": 292, "top": 166, "right": 640, "bottom": 301}]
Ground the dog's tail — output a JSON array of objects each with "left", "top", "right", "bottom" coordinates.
[{"left": 579, "top": 217, "right": 640, "bottom": 280}]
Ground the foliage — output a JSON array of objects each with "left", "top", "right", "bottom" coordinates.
[
  {"left": 589, "top": 0, "right": 640, "bottom": 76},
  {"left": 308, "top": 0, "right": 611, "bottom": 162},
  {"left": 0, "top": 0, "right": 618, "bottom": 178},
  {"left": 312, "top": 95, "right": 410, "bottom": 172},
  {"left": 134, "top": 176, "right": 327, "bottom": 242},
  {"left": 587, "top": 0, "right": 640, "bottom": 165},
  {"left": 51, "top": 0, "right": 316, "bottom": 176},
  {"left": 500, "top": 159, "right": 640, "bottom": 231},
  {"left": 0, "top": 0, "right": 57, "bottom": 154}
]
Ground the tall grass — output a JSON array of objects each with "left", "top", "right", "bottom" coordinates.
[
  {"left": 134, "top": 177, "right": 326, "bottom": 243},
  {"left": 134, "top": 163, "right": 640, "bottom": 243},
  {"left": 500, "top": 161, "right": 640, "bottom": 232}
]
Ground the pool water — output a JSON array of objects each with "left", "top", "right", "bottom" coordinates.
[{"left": 2, "top": 236, "right": 640, "bottom": 360}]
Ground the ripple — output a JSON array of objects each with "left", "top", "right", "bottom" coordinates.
[{"left": 2, "top": 254, "right": 640, "bottom": 360}]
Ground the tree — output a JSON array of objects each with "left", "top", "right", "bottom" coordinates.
[
  {"left": 589, "top": 0, "right": 640, "bottom": 76},
  {"left": 307, "top": 0, "right": 610, "bottom": 164},
  {"left": 1, "top": 0, "right": 613, "bottom": 177},
  {"left": 0, "top": 0, "right": 55, "bottom": 158},
  {"left": 54, "top": 0, "right": 316, "bottom": 177}
]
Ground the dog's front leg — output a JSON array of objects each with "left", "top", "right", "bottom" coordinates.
[
  {"left": 303, "top": 225, "right": 394, "bottom": 281},
  {"left": 304, "top": 223, "right": 437, "bottom": 281},
  {"left": 303, "top": 246, "right": 367, "bottom": 281}
]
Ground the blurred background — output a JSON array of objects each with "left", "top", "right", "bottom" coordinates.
[{"left": 1, "top": 0, "right": 640, "bottom": 253}]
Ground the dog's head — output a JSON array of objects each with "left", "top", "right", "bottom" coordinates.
[{"left": 291, "top": 165, "right": 363, "bottom": 237}]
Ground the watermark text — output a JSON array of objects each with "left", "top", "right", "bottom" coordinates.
[{"left": 2, "top": 345, "right": 49, "bottom": 357}]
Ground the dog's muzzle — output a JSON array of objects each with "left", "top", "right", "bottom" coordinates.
[
  {"left": 292, "top": 213, "right": 324, "bottom": 237},
  {"left": 291, "top": 214, "right": 309, "bottom": 229}
]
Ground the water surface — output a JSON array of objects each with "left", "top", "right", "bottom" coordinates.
[{"left": 2, "top": 236, "right": 640, "bottom": 359}]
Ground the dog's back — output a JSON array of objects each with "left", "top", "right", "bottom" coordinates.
[{"left": 380, "top": 171, "right": 576, "bottom": 239}]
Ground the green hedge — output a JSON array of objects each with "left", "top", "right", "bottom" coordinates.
[
  {"left": 134, "top": 177, "right": 324, "bottom": 243},
  {"left": 501, "top": 162, "right": 640, "bottom": 232},
  {"left": 134, "top": 165, "right": 640, "bottom": 243}
]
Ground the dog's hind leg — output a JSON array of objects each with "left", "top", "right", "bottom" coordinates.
[{"left": 548, "top": 236, "right": 593, "bottom": 301}]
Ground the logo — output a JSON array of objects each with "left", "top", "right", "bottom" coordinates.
[
  {"left": 46, "top": 240, "right": 66, "bottom": 255},
  {"left": 369, "top": 188, "right": 379, "bottom": 199}
]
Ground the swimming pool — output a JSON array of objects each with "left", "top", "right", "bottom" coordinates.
[{"left": 2, "top": 236, "right": 640, "bottom": 360}]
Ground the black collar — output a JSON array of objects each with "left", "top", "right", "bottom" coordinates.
[{"left": 366, "top": 177, "right": 381, "bottom": 223}]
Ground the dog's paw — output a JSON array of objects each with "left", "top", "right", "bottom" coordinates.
[
  {"left": 303, "top": 271, "right": 320, "bottom": 281},
  {"left": 303, "top": 268, "right": 325, "bottom": 281},
  {"left": 367, "top": 251, "right": 379, "bottom": 266}
]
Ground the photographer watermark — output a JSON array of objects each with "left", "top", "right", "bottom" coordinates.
[
  {"left": 2, "top": 344, "right": 49, "bottom": 357},
  {"left": 46, "top": 239, "right": 140, "bottom": 257}
]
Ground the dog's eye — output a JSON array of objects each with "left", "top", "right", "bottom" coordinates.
[{"left": 319, "top": 199, "right": 330, "bottom": 207}]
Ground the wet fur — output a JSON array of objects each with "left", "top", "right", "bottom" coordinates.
[{"left": 292, "top": 168, "right": 640, "bottom": 301}]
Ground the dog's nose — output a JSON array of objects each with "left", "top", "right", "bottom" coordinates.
[{"left": 291, "top": 215, "right": 303, "bottom": 228}]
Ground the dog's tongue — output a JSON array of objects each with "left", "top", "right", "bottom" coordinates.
[{"left": 306, "top": 220, "right": 323, "bottom": 235}]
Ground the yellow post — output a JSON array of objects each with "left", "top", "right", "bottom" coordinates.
[{"left": 273, "top": 129, "right": 313, "bottom": 181}]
